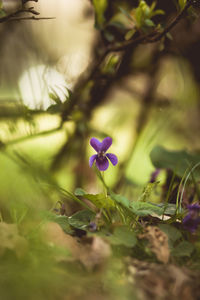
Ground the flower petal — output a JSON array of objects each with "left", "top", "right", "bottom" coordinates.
[
  {"left": 89, "top": 154, "right": 97, "bottom": 167},
  {"left": 96, "top": 157, "right": 109, "bottom": 171},
  {"left": 90, "top": 138, "right": 101, "bottom": 152},
  {"left": 182, "top": 214, "right": 200, "bottom": 233},
  {"left": 106, "top": 153, "right": 118, "bottom": 166},
  {"left": 187, "top": 204, "right": 200, "bottom": 211},
  {"left": 101, "top": 137, "right": 112, "bottom": 152}
]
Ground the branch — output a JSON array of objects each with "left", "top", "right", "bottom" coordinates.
[
  {"left": 0, "top": 4, "right": 54, "bottom": 23},
  {"left": 9, "top": 16, "right": 55, "bottom": 21},
  {"left": 61, "top": 0, "right": 194, "bottom": 122},
  {"left": 108, "top": 0, "right": 193, "bottom": 52},
  {"left": 22, "top": 0, "right": 38, "bottom": 3},
  {"left": 148, "top": 0, "right": 193, "bottom": 42}
]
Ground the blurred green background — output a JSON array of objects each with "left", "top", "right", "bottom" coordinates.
[
  {"left": 0, "top": 1, "right": 200, "bottom": 299},
  {"left": 0, "top": 0, "right": 199, "bottom": 214}
]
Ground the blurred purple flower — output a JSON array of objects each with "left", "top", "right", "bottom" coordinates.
[
  {"left": 89, "top": 137, "right": 118, "bottom": 171},
  {"left": 88, "top": 222, "right": 97, "bottom": 232},
  {"left": 150, "top": 168, "right": 161, "bottom": 183},
  {"left": 182, "top": 203, "right": 200, "bottom": 233}
]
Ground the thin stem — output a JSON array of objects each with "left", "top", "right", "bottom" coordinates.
[
  {"left": 190, "top": 170, "right": 200, "bottom": 200},
  {"left": 101, "top": 172, "right": 107, "bottom": 198},
  {"left": 180, "top": 162, "right": 200, "bottom": 207},
  {"left": 162, "top": 171, "right": 176, "bottom": 220}
]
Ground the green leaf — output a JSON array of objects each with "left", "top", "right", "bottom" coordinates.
[
  {"left": 144, "top": 19, "right": 155, "bottom": 27},
  {"left": 75, "top": 189, "right": 176, "bottom": 219},
  {"left": 155, "top": 203, "right": 178, "bottom": 215},
  {"left": 133, "top": 0, "right": 164, "bottom": 30},
  {"left": 53, "top": 216, "right": 73, "bottom": 234},
  {"left": 110, "top": 191, "right": 177, "bottom": 217},
  {"left": 144, "top": 6, "right": 150, "bottom": 17},
  {"left": 159, "top": 224, "right": 182, "bottom": 244},
  {"left": 150, "top": 1, "right": 156, "bottom": 13},
  {"left": 108, "top": 226, "right": 137, "bottom": 248},
  {"left": 49, "top": 92, "right": 62, "bottom": 104},
  {"left": 125, "top": 29, "right": 136, "bottom": 40},
  {"left": 92, "top": 0, "right": 108, "bottom": 29},
  {"left": 151, "top": 9, "right": 165, "bottom": 17},
  {"left": 150, "top": 145, "right": 200, "bottom": 180},
  {"left": 104, "top": 30, "right": 115, "bottom": 42},
  {"left": 0, "top": 9, "right": 6, "bottom": 17},
  {"left": 135, "top": 7, "right": 143, "bottom": 27},
  {"left": 110, "top": 192, "right": 130, "bottom": 208},
  {"left": 68, "top": 209, "right": 96, "bottom": 230},
  {"left": 74, "top": 188, "right": 86, "bottom": 196},
  {"left": 41, "top": 211, "right": 74, "bottom": 234},
  {"left": 87, "top": 194, "right": 115, "bottom": 209},
  {"left": 172, "top": 241, "right": 194, "bottom": 257},
  {"left": 130, "top": 201, "right": 164, "bottom": 216},
  {"left": 108, "top": 11, "right": 134, "bottom": 30},
  {"left": 118, "top": 6, "right": 133, "bottom": 21},
  {"left": 178, "top": 0, "right": 187, "bottom": 10},
  {"left": 166, "top": 32, "right": 173, "bottom": 40},
  {"left": 102, "top": 53, "right": 120, "bottom": 75},
  {"left": 75, "top": 189, "right": 115, "bottom": 210},
  {"left": 60, "top": 188, "right": 92, "bottom": 211}
]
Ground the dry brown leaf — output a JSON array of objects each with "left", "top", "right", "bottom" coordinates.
[
  {"left": 168, "top": 265, "right": 191, "bottom": 297},
  {"left": 124, "top": 258, "right": 200, "bottom": 300},
  {"left": 42, "top": 222, "right": 80, "bottom": 260},
  {"left": 42, "top": 222, "right": 111, "bottom": 270},
  {"left": 140, "top": 226, "right": 170, "bottom": 264},
  {"left": 0, "top": 222, "right": 28, "bottom": 258},
  {"left": 77, "top": 236, "right": 111, "bottom": 270}
]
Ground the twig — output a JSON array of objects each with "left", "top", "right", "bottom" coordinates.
[
  {"left": 9, "top": 16, "right": 55, "bottom": 21},
  {"left": 108, "top": 0, "right": 193, "bottom": 52},
  {"left": 148, "top": 0, "right": 193, "bottom": 42},
  {"left": 22, "top": 0, "right": 38, "bottom": 3},
  {"left": 0, "top": 5, "right": 54, "bottom": 23}
]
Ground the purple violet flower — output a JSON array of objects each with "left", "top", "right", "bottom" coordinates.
[
  {"left": 182, "top": 203, "right": 200, "bottom": 233},
  {"left": 89, "top": 137, "right": 118, "bottom": 171}
]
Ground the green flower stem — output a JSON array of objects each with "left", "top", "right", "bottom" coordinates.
[
  {"left": 115, "top": 204, "right": 126, "bottom": 224},
  {"left": 101, "top": 172, "right": 108, "bottom": 198},
  {"left": 94, "top": 168, "right": 113, "bottom": 223}
]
